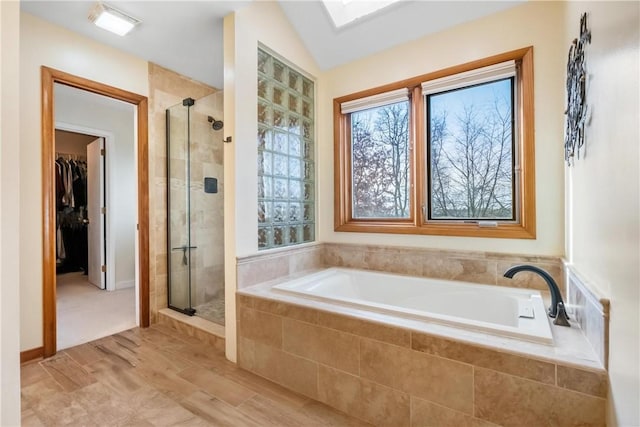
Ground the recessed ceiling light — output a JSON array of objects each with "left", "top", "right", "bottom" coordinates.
[
  {"left": 323, "top": 0, "right": 401, "bottom": 28},
  {"left": 88, "top": 2, "right": 140, "bottom": 36}
]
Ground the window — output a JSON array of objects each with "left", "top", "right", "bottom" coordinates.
[
  {"left": 258, "top": 47, "right": 315, "bottom": 249},
  {"left": 334, "top": 47, "right": 535, "bottom": 238},
  {"left": 343, "top": 89, "right": 410, "bottom": 219}
]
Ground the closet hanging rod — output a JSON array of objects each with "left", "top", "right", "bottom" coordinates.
[{"left": 55, "top": 152, "right": 86, "bottom": 161}]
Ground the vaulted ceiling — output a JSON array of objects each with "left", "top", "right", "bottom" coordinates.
[{"left": 20, "top": 1, "right": 523, "bottom": 89}]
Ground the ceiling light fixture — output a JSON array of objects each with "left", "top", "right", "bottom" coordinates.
[{"left": 88, "top": 2, "right": 140, "bottom": 36}]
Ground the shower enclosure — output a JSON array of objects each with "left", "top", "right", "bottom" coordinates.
[{"left": 166, "top": 94, "right": 225, "bottom": 325}]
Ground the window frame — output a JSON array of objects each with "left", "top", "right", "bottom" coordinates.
[{"left": 334, "top": 47, "right": 535, "bottom": 239}]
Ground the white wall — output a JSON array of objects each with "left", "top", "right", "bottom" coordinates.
[
  {"left": 0, "top": 1, "right": 22, "bottom": 424},
  {"left": 223, "top": 1, "right": 322, "bottom": 360},
  {"left": 19, "top": 12, "right": 148, "bottom": 351},
  {"left": 563, "top": 2, "right": 640, "bottom": 426},
  {"left": 319, "top": 1, "right": 566, "bottom": 256},
  {"left": 55, "top": 84, "right": 137, "bottom": 290}
]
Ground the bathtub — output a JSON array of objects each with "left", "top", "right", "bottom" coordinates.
[{"left": 272, "top": 267, "right": 554, "bottom": 344}]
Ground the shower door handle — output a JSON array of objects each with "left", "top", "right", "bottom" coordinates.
[{"left": 171, "top": 245, "right": 198, "bottom": 266}]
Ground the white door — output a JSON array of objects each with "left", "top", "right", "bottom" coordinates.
[{"left": 87, "top": 138, "right": 105, "bottom": 289}]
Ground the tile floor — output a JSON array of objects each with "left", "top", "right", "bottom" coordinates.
[
  {"left": 21, "top": 323, "right": 370, "bottom": 426},
  {"left": 193, "top": 295, "right": 226, "bottom": 326},
  {"left": 57, "top": 272, "right": 136, "bottom": 350}
]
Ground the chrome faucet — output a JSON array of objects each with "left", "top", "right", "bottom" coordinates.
[{"left": 503, "top": 265, "right": 571, "bottom": 327}]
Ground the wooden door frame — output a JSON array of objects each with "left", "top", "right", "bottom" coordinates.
[{"left": 42, "top": 66, "right": 149, "bottom": 358}]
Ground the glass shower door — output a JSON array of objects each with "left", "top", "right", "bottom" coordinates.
[{"left": 166, "top": 99, "right": 195, "bottom": 315}]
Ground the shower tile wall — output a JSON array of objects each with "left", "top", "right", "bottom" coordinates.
[
  {"left": 148, "top": 63, "right": 217, "bottom": 323},
  {"left": 190, "top": 94, "right": 225, "bottom": 316}
]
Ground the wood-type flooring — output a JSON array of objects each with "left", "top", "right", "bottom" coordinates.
[{"left": 21, "top": 324, "right": 370, "bottom": 426}]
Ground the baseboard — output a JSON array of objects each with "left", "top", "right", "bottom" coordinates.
[
  {"left": 20, "top": 347, "right": 44, "bottom": 364},
  {"left": 116, "top": 279, "right": 135, "bottom": 290}
]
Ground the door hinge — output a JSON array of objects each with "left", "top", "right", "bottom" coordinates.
[
  {"left": 101, "top": 265, "right": 106, "bottom": 273},
  {"left": 101, "top": 206, "right": 106, "bottom": 214},
  {"left": 100, "top": 148, "right": 105, "bottom": 156}
]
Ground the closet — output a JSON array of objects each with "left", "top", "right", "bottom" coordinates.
[
  {"left": 54, "top": 129, "right": 99, "bottom": 280},
  {"left": 55, "top": 153, "right": 88, "bottom": 274}
]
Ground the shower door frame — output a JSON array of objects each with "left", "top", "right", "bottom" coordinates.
[{"left": 166, "top": 100, "right": 197, "bottom": 316}]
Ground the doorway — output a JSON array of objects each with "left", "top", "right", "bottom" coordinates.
[{"left": 41, "top": 67, "right": 150, "bottom": 358}]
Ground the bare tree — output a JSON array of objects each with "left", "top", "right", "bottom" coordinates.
[
  {"left": 430, "top": 96, "right": 513, "bottom": 219},
  {"left": 373, "top": 103, "right": 409, "bottom": 217},
  {"left": 351, "top": 102, "right": 409, "bottom": 218}
]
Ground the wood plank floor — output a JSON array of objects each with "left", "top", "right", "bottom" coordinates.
[{"left": 21, "top": 324, "right": 371, "bottom": 426}]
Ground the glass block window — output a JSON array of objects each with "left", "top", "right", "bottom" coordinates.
[{"left": 258, "top": 47, "right": 315, "bottom": 249}]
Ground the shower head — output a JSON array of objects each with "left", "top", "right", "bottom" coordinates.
[{"left": 207, "top": 116, "right": 224, "bottom": 131}]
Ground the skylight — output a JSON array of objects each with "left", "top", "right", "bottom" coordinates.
[{"left": 323, "top": 0, "right": 401, "bottom": 28}]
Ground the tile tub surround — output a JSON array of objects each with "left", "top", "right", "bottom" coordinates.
[
  {"left": 236, "top": 291, "right": 606, "bottom": 426},
  {"left": 236, "top": 292, "right": 607, "bottom": 427},
  {"left": 322, "top": 243, "right": 565, "bottom": 293},
  {"left": 565, "top": 263, "right": 610, "bottom": 368},
  {"left": 236, "top": 242, "right": 564, "bottom": 294}
]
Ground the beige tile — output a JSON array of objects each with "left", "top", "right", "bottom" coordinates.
[
  {"left": 20, "top": 376, "right": 64, "bottom": 407},
  {"left": 411, "top": 333, "right": 555, "bottom": 385},
  {"left": 91, "top": 337, "right": 140, "bottom": 369},
  {"left": 253, "top": 297, "right": 319, "bottom": 323},
  {"left": 300, "top": 400, "right": 372, "bottom": 426},
  {"left": 289, "top": 248, "right": 323, "bottom": 274},
  {"left": 180, "top": 390, "right": 263, "bottom": 427},
  {"left": 133, "top": 388, "right": 198, "bottom": 426},
  {"left": 323, "top": 244, "right": 367, "bottom": 269},
  {"left": 252, "top": 341, "right": 318, "bottom": 399},
  {"left": 21, "top": 408, "right": 45, "bottom": 427},
  {"left": 363, "top": 249, "right": 424, "bottom": 277},
  {"left": 237, "top": 337, "right": 256, "bottom": 371},
  {"left": 155, "top": 253, "right": 167, "bottom": 275},
  {"left": 177, "top": 365, "right": 256, "bottom": 407},
  {"left": 557, "top": 365, "right": 608, "bottom": 398},
  {"left": 238, "top": 306, "right": 283, "bottom": 348},
  {"left": 72, "top": 381, "right": 134, "bottom": 425},
  {"left": 62, "top": 344, "right": 106, "bottom": 367},
  {"left": 423, "top": 256, "right": 497, "bottom": 285},
  {"left": 317, "top": 311, "right": 411, "bottom": 347},
  {"left": 474, "top": 367, "right": 606, "bottom": 427},
  {"left": 87, "top": 359, "right": 147, "bottom": 395},
  {"left": 318, "top": 364, "right": 363, "bottom": 417},
  {"left": 283, "top": 318, "right": 359, "bottom": 374},
  {"left": 237, "top": 256, "right": 289, "bottom": 288},
  {"left": 40, "top": 353, "right": 97, "bottom": 392},
  {"left": 237, "top": 294, "right": 255, "bottom": 309},
  {"left": 134, "top": 363, "right": 200, "bottom": 402},
  {"left": 20, "top": 362, "right": 50, "bottom": 388},
  {"left": 22, "top": 324, "right": 367, "bottom": 427},
  {"left": 213, "top": 357, "right": 312, "bottom": 410},
  {"left": 410, "top": 397, "right": 498, "bottom": 427},
  {"left": 360, "top": 338, "right": 473, "bottom": 414},
  {"left": 237, "top": 394, "right": 323, "bottom": 427},
  {"left": 360, "top": 378, "right": 410, "bottom": 427},
  {"left": 29, "top": 392, "right": 93, "bottom": 426}
]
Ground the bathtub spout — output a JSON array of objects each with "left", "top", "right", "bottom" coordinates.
[{"left": 502, "top": 265, "right": 570, "bottom": 327}]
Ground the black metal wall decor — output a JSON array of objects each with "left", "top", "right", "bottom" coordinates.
[{"left": 564, "top": 12, "right": 591, "bottom": 166}]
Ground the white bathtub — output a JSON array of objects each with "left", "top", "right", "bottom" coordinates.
[{"left": 272, "top": 267, "right": 553, "bottom": 344}]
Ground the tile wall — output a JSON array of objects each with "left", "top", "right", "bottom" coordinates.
[
  {"left": 148, "top": 63, "right": 217, "bottom": 322},
  {"left": 237, "top": 293, "right": 607, "bottom": 427},
  {"left": 236, "top": 242, "right": 563, "bottom": 294},
  {"left": 235, "top": 243, "right": 610, "bottom": 426},
  {"left": 566, "top": 264, "right": 610, "bottom": 368}
]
